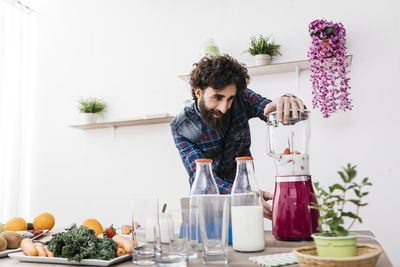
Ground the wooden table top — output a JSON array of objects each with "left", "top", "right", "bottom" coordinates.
[{"left": 0, "top": 231, "right": 392, "bottom": 267}]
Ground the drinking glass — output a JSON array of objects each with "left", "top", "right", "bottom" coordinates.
[
  {"left": 131, "top": 198, "right": 158, "bottom": 265},
  {"left": 198, "top": 195, "right": 230, "bottom": 265},
  {"left": 155, "top": 208, "right": 189, "bottom": 267},
  {"left": 185, "top": 208, "right": 198, "bottom": 259}
]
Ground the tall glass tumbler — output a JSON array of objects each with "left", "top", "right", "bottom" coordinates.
[
  {"left": 198, "top": 195, "right": 230, "bottom": 265},
  {"left": 155, "top": 209, "right": 189, "bottom": 267},
  {"left": 131, "top": 198, "right": 158, "bottom": 265}
]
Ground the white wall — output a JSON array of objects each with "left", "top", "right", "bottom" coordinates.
[{"left": 27, "top": 0, "right": 399, "bottom": 264}]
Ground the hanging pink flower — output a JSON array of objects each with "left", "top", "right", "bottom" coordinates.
[{"left": 307, "top": 19, "right": 352, "bottom": 118}]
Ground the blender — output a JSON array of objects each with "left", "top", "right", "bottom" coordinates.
[{"left": 266, "top": 110, "right": 319, "bottom": 241}]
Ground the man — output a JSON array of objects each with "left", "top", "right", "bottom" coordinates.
[{"left": 170, "top": 54, "right": 305, "bottom": 219}]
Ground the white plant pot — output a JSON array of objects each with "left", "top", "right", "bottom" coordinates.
[
  {"left": 80, "top": 113, "right": 99, "bottom": 124},
  {"left": 254, "top": 54, "right": 271, "bottom": 66}
]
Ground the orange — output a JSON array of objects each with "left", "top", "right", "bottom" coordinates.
[
  {"left": 33, "top": 212, "right": 55, "bottom": 230},
  {"left": 81, "top": 219, "right": 103, "bottom": 237},
  {"left": 5, "top": 217, "right": 27, "bottom": 231}
]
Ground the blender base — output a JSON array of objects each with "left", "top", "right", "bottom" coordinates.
[{"left": 274, "top": 236, "right": 313, "bottom": 241}]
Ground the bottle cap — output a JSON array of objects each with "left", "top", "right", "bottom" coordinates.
[
  {"left": 235, "top": 156, "right": 253, "bottom": 161},
  {"left": 195, "top": 159, "right": 212, "bottom": 163}
]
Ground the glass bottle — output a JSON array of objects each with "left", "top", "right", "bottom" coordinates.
[
  {"left": 189, "top": 159, "right": 219, "bottom": 253},
  {"left": 190, "top": 159, "right": 219, "bottom": 195},
  {"left": 231, "top": 156, "right": 265, "bottom": 252}
]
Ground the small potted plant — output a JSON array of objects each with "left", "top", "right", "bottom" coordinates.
[
  {"left": 244, "top": 34, "right": 281, "bottom": 66},
  {"left": 77, "top": 97, "right": 107, "bottom": 124},
  {"left": 311, "top": 164, "right": 372, "bottom": 258}
]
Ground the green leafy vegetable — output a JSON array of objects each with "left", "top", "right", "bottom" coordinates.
[{"left": 46, "top": 226, "right": 117, "bottom": 262}]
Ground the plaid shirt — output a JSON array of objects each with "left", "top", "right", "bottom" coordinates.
[{"left": 170, "top": 88, "right": 271, "bottom": 194}]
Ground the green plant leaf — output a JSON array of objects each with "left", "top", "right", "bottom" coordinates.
[
  {"left": 345, "top": 164, "right": 357, "bottom": 181},
  {"left": 341, "top": 212, "right": 358, "bottom": 219},
  {"left": 329, "top": 184, "right": 345, "bottom": 192},
  {"left": 348, "top": 199, "right": 361, "bottom": 206},
  {"left": 338, "top": 171, "right": 348, "bottom": 183}
]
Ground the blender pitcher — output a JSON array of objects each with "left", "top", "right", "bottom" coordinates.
[{"left": 266, "top": 110, "right": 319, "bottom": 241}]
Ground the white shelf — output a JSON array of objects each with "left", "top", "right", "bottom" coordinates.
[
  {"left": 70, "top": 115, "right": 174, "bottom": 130},
  {"left": 178, "top": 55, "right": 353, "bottom": 82}
]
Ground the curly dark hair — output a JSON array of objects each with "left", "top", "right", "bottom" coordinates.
[{"left": 189, "top": 54, "right": 250, "bottom": 101}]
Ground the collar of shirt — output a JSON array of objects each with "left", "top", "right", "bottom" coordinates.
[{"left": 193, "top": 101, "right": 201, "bottom": 117}]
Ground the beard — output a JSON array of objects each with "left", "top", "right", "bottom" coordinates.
[{"left": 198, "top": 98, "right": 231, "bottom": 130}]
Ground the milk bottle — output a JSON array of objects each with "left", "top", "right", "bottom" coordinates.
[{"left": 231, "top": 157, "right": 265, "bottom": 252}]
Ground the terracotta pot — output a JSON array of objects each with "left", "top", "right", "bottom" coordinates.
[{"left": 322, "top": 39, "right": 330, "bottom": 47}]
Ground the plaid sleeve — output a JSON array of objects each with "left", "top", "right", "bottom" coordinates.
[
  {"left": 242, "top": 88, "right": 271, "bottom": 121},
  {"left": 171, "top": 126, "right": 232, "bottom": 194}
]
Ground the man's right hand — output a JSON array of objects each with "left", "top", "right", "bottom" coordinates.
[{"left": 261, "top": 191, "right": 273, "bottom": 220}]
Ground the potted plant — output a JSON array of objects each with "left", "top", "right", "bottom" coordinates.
[
  {"left": 77, "top": 97, "right": 107, "bottom": 124},
  {"left": 244, "top": 35, "right": 281, "bottom": 66},
  {"left": 311, "top": 164, "right": 372, "bottom": 258},
  {"left": 307, "top": 19, "right": 352, "bottom": 118}
]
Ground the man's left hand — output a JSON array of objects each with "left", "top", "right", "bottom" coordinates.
[{"left": 264, "top": 94, "right": 305, "bottom": 124}]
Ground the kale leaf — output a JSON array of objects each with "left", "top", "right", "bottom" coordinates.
[{"left": 46, "top": 226, "right": 118, "bottom": 262}]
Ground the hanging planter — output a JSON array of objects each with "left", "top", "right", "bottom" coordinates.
[{"left": 307, "top": 19, "right": 352, "bottom": 118}]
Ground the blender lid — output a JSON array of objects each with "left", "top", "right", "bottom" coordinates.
[{"left": 266, "top": 110, "right": 310, "bottom": 126}]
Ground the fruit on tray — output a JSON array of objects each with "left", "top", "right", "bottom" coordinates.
[
  {"left": 104, "top": 225, "right": 116, "bottom": 238},
  {"left": 116, "top": 247, "right": 126, "bottom": 257},
  {"left": 0, "top": 236, "right": 6, "bottom": 252},
  {"left": 34, "top": 243, "right": 47, "bottom": 257},
  {"left": 5, "top": 217, "right": 27, "bottom": 231},
  {"left": 112, "top": 234, "right": 134, "bottom": 254},
  {"left": 44, "top": 246, "right": 55, "bottom": 257},
  {"left": 0, "top": 231, "right": 24, "bottom": 249},
  {"left": 121, "top": 225, "right": 131, "bottom": 235},
  {"left": 80, "top": 219, "right": 103, "bottom": 237},
  {"left": 0, "top": 223, "right": 4, "bottom": 234},
  {"left": 20, "top": 239, "right": 38, "bottom": 256},
  {"left": 33, "top": 212, "right": 55, "bottom": 230},
  {"left": 20, "top": 238, "right": 55, "bottom": 257},
  {"left": 30, "top": 230, "right": 44, "bottom": 237}
]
